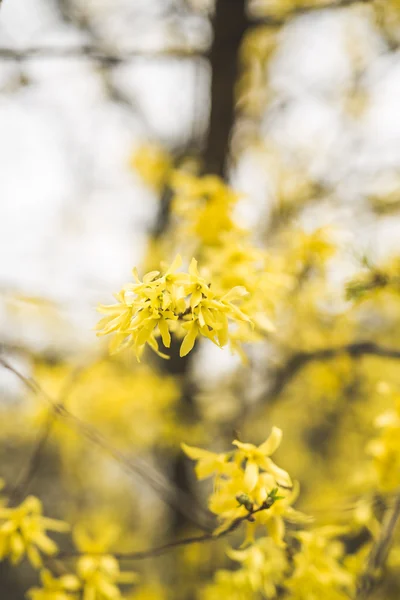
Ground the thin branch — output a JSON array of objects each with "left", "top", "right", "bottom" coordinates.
[
  {"left": 8, "top": 365, "right": 86, "bottom": 505},
  {"left": 0, "top": 356, "right": 214, "bottom": 532},
  {"left": 57, "top": 503, "right": 271, "bottom": 561},
  {"left": 0, "top": 45, "right": 206, "bottom": 63},
  {"left": 8, "top": 415, "right": 54, "bottom": 506},
  {"left": 263, "top": 342, "right": 400, "bottom": 404},
  {"left": 356, "top": 489, "right": 400, "bottom": 599}
]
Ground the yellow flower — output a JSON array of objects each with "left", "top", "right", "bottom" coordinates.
[
  {"left": 251, "top": 481, "right": 310, "bottom": 547},
  {"left": 233, "top": 427, "right": 292, "bottom": 491},
  {"left": 74, "top": 527, "right": 138, "bottom": 600},
  {"left": 181, "top": 444, "right": 235, "bottom": 480},
  {"left": 97, "top": 255, "right": 253, "bottom": 359},
  {"left": 0, "top": 496, "right": 69, "bottom": 568},
  {"left": 130, "top": 143, "right": 172, "bottom": 191},
  {"left": 27, "top": 569, "right": 80, "bottom": 600},
  {"left": 287, "top": 527, "right": 354, "bottom": 600},
  {"left": 77, "top": 555, "right": 137, "bottom": 600},
  {"left": 227, "top": 537, "right": 288, "bottom": 597},
  {"left": 183, "top": 429, "right": 299, "bottom": 543},
  {"left": 170, "top": 171, "right": 244, "bottom": 246}
]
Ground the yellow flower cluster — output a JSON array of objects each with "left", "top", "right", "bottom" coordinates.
[
  {"left": 27, "top": 524, "right": 137, "bottom": 600},
  {"left": 286, "top": 527, "right": 354, "bottom": 600},
  {"left": 27, "top": 570, "right": 80, "bottom": 600},
  {"left": 97, "top": 255, "right": 252, "bottom": 359},
  {"left": 0, "top": 496, "right": 69, "bottom": 567},
  {"left": 73, "top": 525, "right": 137, "bottom": 600},
  {"left": 32, "top": 359, "right": 180, "bottom": 453},
  {"left": 130, "top": 143, "right": 172, "bottom": 191},
  {"left": 171, "top": 172, "right": 243, "bottom": 248},
  {"left": 76, "top": 555, "right": 137, "bottom": 600},
  {"left": 182, "top": 427, "right": 306, "bottom": 545},
  {"left": 202, "top": 538, "right": 287, "bottom": 599}
]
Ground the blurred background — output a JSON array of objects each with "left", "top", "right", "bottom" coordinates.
[{"left": 2, "top": 0, "right": 400, "bottom": 598}]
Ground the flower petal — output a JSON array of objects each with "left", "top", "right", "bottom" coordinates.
[{"left": 258, "top": 427, "right": 282, "bottom": 456}]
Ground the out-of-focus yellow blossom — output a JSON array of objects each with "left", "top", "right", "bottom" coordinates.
[
  {"left": 202, "top": 236, "right": 281, "bottom": 336},
  {"left": 32, "top": 359, "right": 180, "bottom": 452},
  {"left": 74, "top": 526, "right": 137, "bottom": 600},
  {"left": 286, "top": 527, "right": 354, "bottom": 600},
  {"left": 201, "top": 568, "right": 255, "bottom": 600},
  {"left": 226, "top": 536, "right": 288, "bottom": 596},
  {"left": 27, "top": 569, "right": 80, "bottom": 600},
  {"left": 236, "top": 27, "right": 276, "bottom": 118},
  {"left": 76, "top": 555, "right": 137, "bottom": 600},
  {"left": 96, "top": 255, "right": 252, "bottom": 359},
  {"left": 170, "top": 171, "right": 244, "bottom": 247},
  {"left": 366, "top": 393, "right": 400, "bottom": 490},
  {"left": 182, "top": 428, "right": 304, "bottom": 544},
  {"left": 130, "top": 143, "right": 172, "bottom": 191},
  {"left": 285, "top": 227, "right": 336, "bottom": 275},
  {"left": 0, "top": 496, "right": 69, "bottom": 568}
]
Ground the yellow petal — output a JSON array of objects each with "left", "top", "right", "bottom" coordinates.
[
  {"left": 258, "top": 427, "right": 282, "bottom": 456},
  {"left": 158, "top": 318, "right": 171, "bottom": 348},
  {"left": 267, "top": 516, "right": 286, "bottom": 547},
  {"left": 181, "top": 443, "right": 219, "bottom": 462},
  {"left": 180, "top": 323, "right": 198, "bottom": 357},
  {"left": 244, "top": 460, "right": 259, "bottom": 491}
]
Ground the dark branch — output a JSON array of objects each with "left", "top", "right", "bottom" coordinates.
[
  {"left": 57, "top": 502, "right": 272, "bottom": 561},
  {"left": 356, "top": 489, "right": 400, "bottom": 599},
  {"left": 204, "top": 0, "right": 249, "bottom": 176},
  {"left": 263, "top": 342, "right": 400, "bottom": 403},
  {"left": 8, "top": 416, "right": 54, "bottom": 506},
  {"left": 0, "top": 45, "right": 206, "bottom": 64},
  {"left": 8, "top": 365, "right": 86, "bottom": 505}
]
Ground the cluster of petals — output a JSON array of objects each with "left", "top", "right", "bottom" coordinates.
[
  {"left": 96, "top": 255, "right": 252, "bottom": 359},
  {"left": 182, "top": 427, "right": 307, "bottom": 545},
  {"left": 0, "top": 496, "right": 69, "bottom": 567}
]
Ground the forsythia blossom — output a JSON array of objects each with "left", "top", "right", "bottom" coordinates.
[
  {"left": 0, "top": 496, "right": 69, "bottom": 567},
  {"left": 130, "top": 143, "right": 172, "bottom": 191},
  {"left": 286, "top": 527, "right": 354, "bottom": 600},
  {"left": 76, "top": 555, "right": 137, "bottom": 600},
  {"left": 182, "top": 427, "right": 306, "bottom": 545},
  {"left": 27, "top": 569, "right": 80, "bottom": 600},
  {"left": 171, "top": 171, "right": 243, "bottom": 247},
  {"left": 74, "top": 526, "right": 137, "bottom": 600},
  {"left": 96, "top": 255, "right": 252, "bottom": 359},
  {"left": 225, "top": 537, "right": 288, "bottom": 597}
]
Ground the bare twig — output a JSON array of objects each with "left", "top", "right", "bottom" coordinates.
[
  {"left": 8, "top": 415, "right": 54, "bottom": 506},
  {"left": 262, "top": 342, "right": 400, "bottom": 404},
  {"left": 57, "top": 502, "right": 271, "bottom": 561},
  {"left": 356, "top": 489, "right": 400, "bottom": 599},
  {"left": 0, "top": 45, "right": 206, "bottom": 63},
  {"left": 9, "top": 365, "right": 86, "bottom": 505},
  {"left": 0, "top": 356, "right": 214, "bottom": 532}
]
